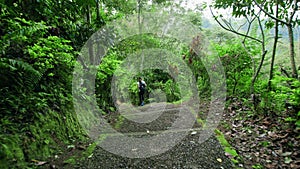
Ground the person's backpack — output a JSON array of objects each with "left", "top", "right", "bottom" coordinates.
[{"left": 139, "top": 81, "right": 146, "bottom": 91}]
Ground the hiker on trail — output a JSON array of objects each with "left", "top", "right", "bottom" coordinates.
[{"left": 137, "top": 77, "right": 147, "bottom": 106}]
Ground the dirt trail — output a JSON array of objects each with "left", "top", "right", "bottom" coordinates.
[{"left": 75, "top": 103, "right": 232, "bottom": 169}]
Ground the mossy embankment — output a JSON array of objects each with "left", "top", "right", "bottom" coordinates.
[{"left": 0, "top": 105, "right": 87, "bottom": 169}]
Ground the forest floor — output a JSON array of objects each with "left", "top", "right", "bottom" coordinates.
[
  {"left": 219, "top": 100, "right": 300, "bottom": 168},
  {"left": 43, "top": 101, "right": 299, "bottom": 169},
  {"left": 72, "top": 102, "right": 233, "bottom": 169}
]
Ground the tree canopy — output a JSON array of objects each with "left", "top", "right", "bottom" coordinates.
[{"left": 0, "top": 0, "right": 299, "bottom": 168}]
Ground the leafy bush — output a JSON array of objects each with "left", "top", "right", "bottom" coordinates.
[
  {"left": 257, "top": 73, "right": 300, "bottom": 130},
  {"left": 214, "top": 42, "right": 252, "bottom": 98},
  {"left": 0, "top": 11, "right": 83, "bottom": 167}
]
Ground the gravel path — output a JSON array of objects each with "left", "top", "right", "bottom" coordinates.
[{"left": 76, "top": 103, "right": 233, "bottom": 169}]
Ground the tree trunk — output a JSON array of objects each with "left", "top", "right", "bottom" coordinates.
[
  {"left": 268, "top": 1, "right": 279, "bottom": 90},
  {"left": 96, "top": 0, "right": 100, "bottom": 22},
  {"left": 137, "top": 0, "right": 144, "bottom": 71},
  {"left": 86, "top": 5, "right": 91, "bottom": 25},
  {"left": 288, "top": 24, "right": 298, "bottom": 78},
  {"left": 251, "top": 51, "right": 267, "bottom": 93},
  {"left": 137, "top": 0, "right": 142, "bottom": 34},
  {"left": 250, "top": 16, "right": 266, "bottom": 94}
]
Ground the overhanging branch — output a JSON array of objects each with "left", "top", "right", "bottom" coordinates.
[
  {"left": 253, "top": 0, "right": 290, "bottom": 26},
  {"left": 209, "top": 7, "right": 263, "bottom": 44}
]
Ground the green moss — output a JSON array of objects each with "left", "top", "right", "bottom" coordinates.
[
  {"left": 0, "top": 108, "right": 87, "bottom": 168},
  {"left": 63, "top": 142, "right": 97, "bottom": 167},
  {"left": 215, "top": 129, "right": 242, "bottom": 165},
  {"left": 114, "top": 115, "right": 125, "bottom": 129},
  {"left": 224, "top": 147, "right": 238, "bottom": 157},
  {"left": 0, "top": 135, "right": 25, "bottom": 168},
  {"left": 196, "top": 118, "right": 205, "bottom": 127},
  {"left": 81, "top": 143, "right": 97, "bottom": 159},
  {"left": 215, "top": 129, "right": 231, "bottom": 148},
  {"left": 64, "top": 158, "right": 77, "bottom": 165},
  {"left": 252, "top": 164, "right": 263, "bottom": 169}
]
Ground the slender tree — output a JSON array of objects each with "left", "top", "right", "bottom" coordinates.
[
  {"left": 213, "top": 0, "right": 299, "bottom": 90},
  {"left": 253, "top": 0, "right": 299, "bottom": 78},
  {"left": 268, "top": 0, "right": 280, "bottom": 90},
  {"left": 210, "top": 6, "right": 267, "bottom": 94}
]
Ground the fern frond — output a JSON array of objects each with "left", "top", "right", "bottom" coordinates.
[{"left": 0, "top": 58, "right": 42, "bottom": 90}]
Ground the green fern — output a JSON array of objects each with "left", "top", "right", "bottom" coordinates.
[{"left": 0, "top": 58, "right": 42, "bottom": 90}]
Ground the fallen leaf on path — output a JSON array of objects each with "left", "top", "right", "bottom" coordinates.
[
  {"left": 67, "top": 145, "right": 75, "bottom": 149},
  {"left": 281, "top": 152, "right": 292, "bottom": 157},
  {"left": 284, "top": 157, "right": 292, "bottom": 164},
  {"left": 77, "top": 145, "right": 86, "bottom": 150},
  {"left": 191, "top": 131, "right": 197, "bottom": 135},
  {"left": 88, "top": 153, "right": 93, "bottom": 158},
  {"left": 31, "top": 159, "right": 47, "bottom": 166},
  {"left": 225, "top": 152, "right": 233, "bottom": 158}
]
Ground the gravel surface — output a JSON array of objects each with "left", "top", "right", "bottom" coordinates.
[{"left": 76, "top": 103, "right": 233, "bottom": 169}]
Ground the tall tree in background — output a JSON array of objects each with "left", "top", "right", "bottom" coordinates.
[
  {"left": 268, "top": 0, "right": 280, "bottom": 90},
  {"left": 210, "top": 4, "right": 267, "bottom": 94},
  {"left": 253, "top": 0, "right": 299, "bottom": 79},
  {"left": 213, "top": 0, "right": 299, "bottom": 87}
]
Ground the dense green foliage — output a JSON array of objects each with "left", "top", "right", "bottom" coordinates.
[
  {"left": 95, "top": 35, "right": 188, "bottom": 110},
  {"left": 0, "top": 3, "right": 85, "bottom": 168},
  {"left": 0, "top": 0, "right": 177, "bottom": 167},
  {"left": 0, "top": 0, "right": 299, "bottom": 168}
]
